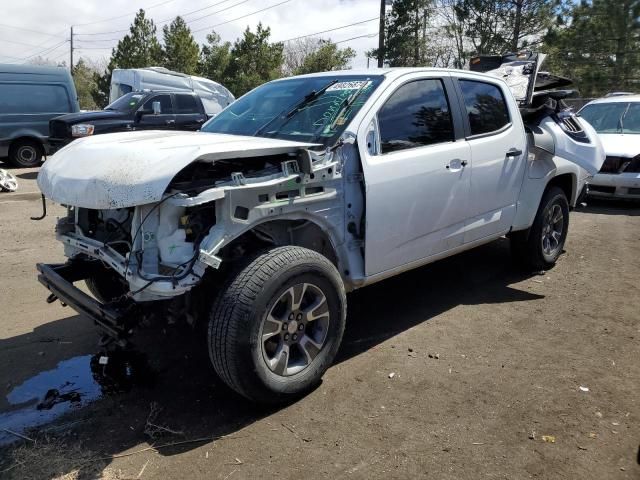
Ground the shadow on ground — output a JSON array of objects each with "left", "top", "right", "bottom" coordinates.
[
  {"left": 581, "top": 197, "right": 640, "bottom": 216},
  {"left": 0, "top": 237, "right": 544, "bottom": 477}
]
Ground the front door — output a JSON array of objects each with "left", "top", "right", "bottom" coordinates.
[{"left": 361, "top": 75, "right": 472, "bottom": 277}]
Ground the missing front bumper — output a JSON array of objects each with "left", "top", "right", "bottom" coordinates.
[{"left": 37, "top": 261, "right": 138, "bottom": 343}]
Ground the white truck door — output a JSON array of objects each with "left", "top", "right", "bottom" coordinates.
[
  {"left": 454, "top": 75, "right": 528, "bottom": 243},
  {"left": 359, "top": 74, "right": 472, "bottom": 277}
]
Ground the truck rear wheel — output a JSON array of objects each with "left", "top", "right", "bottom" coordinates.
[
  {"left": 511, "top": 186, "right": 569, "bottom": 271},
  {"left": 208, "top": 246, "right": 346, "bottom": 403},
  {"left": 9, "top": 139, "right": 43, "bottom": 168}
]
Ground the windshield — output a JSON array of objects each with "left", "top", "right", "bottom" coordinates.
[
  {"left": 201, "top": 75, "right": 383, "bottom": 146},
  {"left": 579, "top": 102, "right": 640, "bottom": 134},
  {"left": 105, "top": 92, "right": 145, "bottom": 112}
]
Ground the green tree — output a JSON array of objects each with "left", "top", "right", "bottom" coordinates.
[
  {"left": 163, "top": 16, "right": 200, "bottom": 74},
  {"left": 73, "top": 58, "right": 99, "bottom": 110},
  {"left": 223, "top": 23, "right": 284, "bottom": 96},
  {"left": 198, "top": 31, "right": 232, "bottom": 81},
  {"left": 544, "top": 0, "right": 640, "bottom": 97},
  {"left": 381, "top": 0, "right": 435, "bottom": 66},
  {"left": 452, "top": 0, "right": 559, "bottom": 55},
  {"left": 292, "top": 40, "right": 356, "bottom": 75},
  {"left": 92, "top": 9, "right": 163, "bottom": 107}
]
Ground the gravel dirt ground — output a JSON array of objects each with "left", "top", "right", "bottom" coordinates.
[{"left": 0, "top": 163, "right": 639, "bottom": 480}]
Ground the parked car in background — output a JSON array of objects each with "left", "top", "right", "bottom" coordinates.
[
  {"left": 0, "top": 64, "right": 79, "bottom": 167},
  {"left": 110, "top": 67, "right": 234, "bottom": 116},
  {"left": 49, "top": 90, "right": 209, "bottom": 151},
  {"left": 579, "top": 95, "right": 640, "bottom": 200}
]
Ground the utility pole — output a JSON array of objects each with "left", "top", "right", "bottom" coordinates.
[
  {"left": 70, "top": 26, "right": 74, "bottom": 75},
  {"left": 377, "top": 0, "right": 385, "bottom": 67}
]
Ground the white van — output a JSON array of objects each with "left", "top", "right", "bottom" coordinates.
[{"left": 110, "top": 67, "right": 234, "bottom": 116}]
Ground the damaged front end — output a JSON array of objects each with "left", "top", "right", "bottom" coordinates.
[{"left": 37, "top": 132, "right": 349, "bottom": 342}]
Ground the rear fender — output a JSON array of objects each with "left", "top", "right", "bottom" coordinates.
[{"left": 512, "top": 152, "right": 583, "bottom": 231}]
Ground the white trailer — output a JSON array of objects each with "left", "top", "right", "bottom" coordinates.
[{"left": 109, "top": 67, "right": 234, "bottom": 116}]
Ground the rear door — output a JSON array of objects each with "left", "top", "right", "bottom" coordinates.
[
  {"left": 359, "top": 73, "right": 472, "bottom": 276},
  {"left": 454, "top": 75, "right": 528, "bottom": 243},
  {"left": 136, "top": 93, "right": 176, "bottom": 130},
  {"left": 173, "top": 93, "right": 207, "bottom": 130}
]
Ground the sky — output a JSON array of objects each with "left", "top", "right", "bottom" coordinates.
[{"left": 0, "top": 0, "right": 382, "bottom": 71}]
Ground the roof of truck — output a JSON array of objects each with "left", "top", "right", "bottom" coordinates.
[{"left": 276, "top": 67, "right": 483, "bottom": 81}]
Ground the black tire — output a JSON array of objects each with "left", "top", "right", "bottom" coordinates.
[
  {"left": 8, "top": 139, "right": 44, "bottom": 168},
  {"left": 511, "top": 186, "right": 569, "bottom": 271},
  {"left": 208, "top": 246, "right": 346, "bottom": 404},
  {"left": 85, "top": 268, "right": 128, "bottom": 303}
]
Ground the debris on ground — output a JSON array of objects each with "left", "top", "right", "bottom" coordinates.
[
  {"left": 542, "top": 435, "right": 556, "bottom": 443},
  {"left": 595, "top": 411, "right": 603, "bottom": 418},
  {"left": 579, "top": 386, "right": 589, "bottom": 392},
  {"left": 143, "top": 402, "right": 183, "bottom": 439},
  {"left": 0, "top": 169, "right": 18, "bottom": 192},
  {"left": 37, "top": 389, "right": 81, "bottom": 410},
  {"left": 388, "top": 372, "right": 395, "bottom": 379}
]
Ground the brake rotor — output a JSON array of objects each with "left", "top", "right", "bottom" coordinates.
[{"left": 0, "top": 169, "right": 18, "bottom": 192}]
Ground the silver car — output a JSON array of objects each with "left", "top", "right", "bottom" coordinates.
[{"left": 579, "top": 95, "right": 640, "bottom": 199}]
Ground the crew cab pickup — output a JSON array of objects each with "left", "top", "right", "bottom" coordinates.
[
  {"left": 48, "top": 90, "right": 208, "bottom": 151},
  {"left": 36, "top": 59, "right": 604, "bottom": 403}
]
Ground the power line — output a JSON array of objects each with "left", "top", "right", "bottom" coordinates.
[
  {"left": 166, "top": 0, "right": 250, "bottom": 26},
  {"left": 18, "top": 40, "right": 69, "bottom": 63},
  {"left": 191, "top": 0, "right": 292, "bottom": 33},
  {"left": 279, "top": 17, "right": 379, "bottom": 43},
  {"left": 0, "top": 24, "right": 65, "bottom": 39},
  {"left": 74, "top": 0, "right": 179, "bottom": 27},
  {"left": 0, "top": 37, "right": 59, "bottom": 49},
  {"left": 74, "top": 0, "right": 249, "bottom": 36},
  {"left": 335, "top": 32, "right": 379, "bottom": 45}
]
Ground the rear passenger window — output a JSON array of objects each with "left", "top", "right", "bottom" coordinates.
[
  {"left": 378, "top": 79, "right": 454, "bottom": 154},
  {"left": 459, "top": 80, "right": 510, "bottom": 136},
  {"left": 175, "top": 95, "right": 199, "bottom": 114}
]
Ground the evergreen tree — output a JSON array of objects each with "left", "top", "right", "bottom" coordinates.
[
  {"left": 163, "top": 16, "right": 200, "bottom": 74},
  {"left": 384, "top": 0, "right": 435, "bottom": 66},
  {"left": 293, "top": 40, "right": 356, "bottom": 75},
  {"left": 544, "top": 0, "right": 640, "bottom": 96},
  {"left": 223, "top": 23, "right": 284, "bottom": 96},
  {"left": 92, "top": 9, "right": 163, "bottom": 107},
  {"left": 198, "top": 31, "right": 232, "bottom": 81}
]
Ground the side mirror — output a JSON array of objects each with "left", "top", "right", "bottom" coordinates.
[{"left": 152, "top": 101, "right": 161, "bottom": 115}]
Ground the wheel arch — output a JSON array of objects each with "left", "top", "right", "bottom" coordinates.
[{"left": 9, "top": 135, "right": 45, "bottom": 152}]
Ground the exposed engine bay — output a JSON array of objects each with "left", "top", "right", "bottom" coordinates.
[{"left": 50, "top": 141, "right": 355, "bottom": 303}]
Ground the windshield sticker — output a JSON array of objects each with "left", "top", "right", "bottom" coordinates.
[{"left": 326, "top": 80, "right": 371, "bottom": 91}]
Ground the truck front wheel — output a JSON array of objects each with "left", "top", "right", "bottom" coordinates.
[
  {"left": 511, "top": 186, "right": 569, "bottom": 271},
  {"left": 208, "top": 246, "right": 346, "bottom": 403},
  {"left": 9, "top": 139, "right": 44, "bottom": 168}
]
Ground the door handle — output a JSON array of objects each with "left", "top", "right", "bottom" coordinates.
[
  {"left": 446, "top": 159, "right": 467, "bottom": 169},
  {"left": 165, "top": 119, "right": 176, "bottom": 125},
  {"left": 197, "top": 118, "right": 205, "bottom": 124},
  {"left": 506, "top": 148, "right": 522, "bottom": 157}
]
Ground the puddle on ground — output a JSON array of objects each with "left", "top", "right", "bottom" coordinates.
[{"left": 0, "top": 350, "right": 151, "bottom": 446}]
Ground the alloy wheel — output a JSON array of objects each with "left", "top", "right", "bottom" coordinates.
[{"left": 260, "top": 282, "right": 330, "bottom": 377}]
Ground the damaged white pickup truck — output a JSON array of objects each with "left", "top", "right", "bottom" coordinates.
[{"left": 37, "top": 53, "right": 604, "bottom": 403}]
